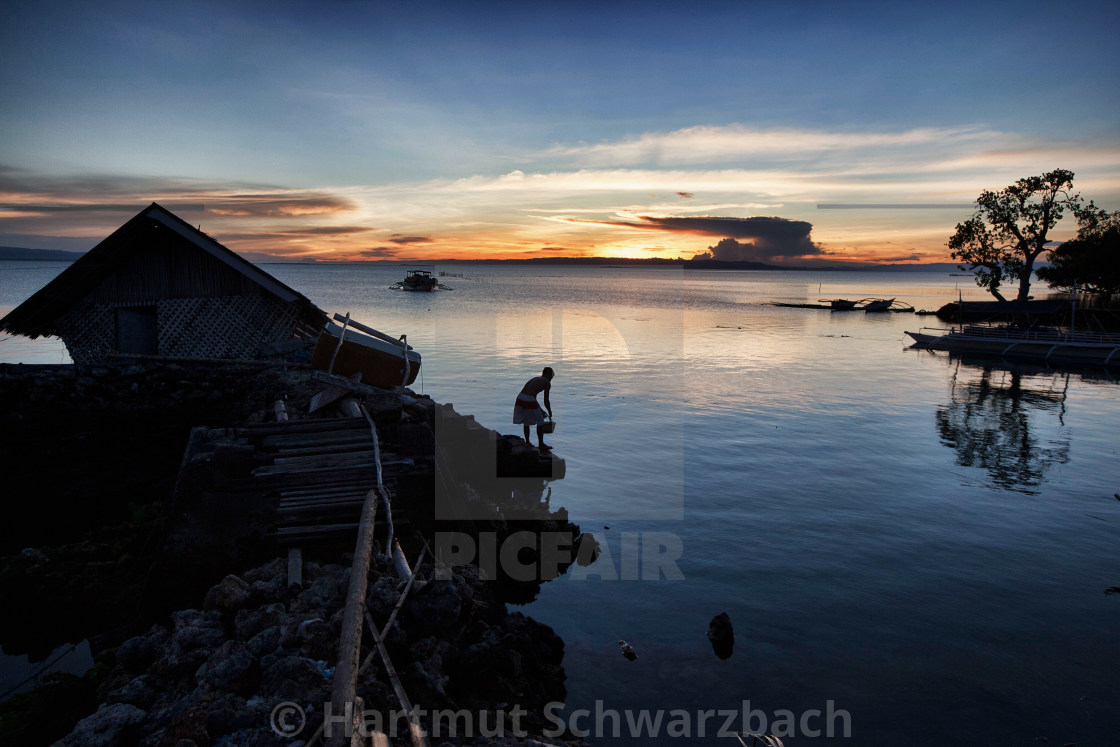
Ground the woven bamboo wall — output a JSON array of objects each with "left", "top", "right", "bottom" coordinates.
[
  {"left": 57, "top": 296, "right": 304, "bottom": 363},
  {"left": 56, "top": 303, "right": 116, "bottom": 364}
]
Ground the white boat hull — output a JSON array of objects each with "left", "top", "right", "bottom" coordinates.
[{"left": 906, "top": 330, "right": 1120, "bottom": 368}]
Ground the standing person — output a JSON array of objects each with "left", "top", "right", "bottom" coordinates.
[{"left": 513, "top": 367, "right": 554, "bottom": 450}]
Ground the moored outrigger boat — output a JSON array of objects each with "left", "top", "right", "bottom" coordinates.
[
  {"left": 389, "top": 268, "right": 453, "bottom": 292},
  {"left": 861, "top": 298, "right": 914, "bottom": 312},
  {"left": 783, "top": 298, "right": 915, "bottom": 311},
  {"left": 310, "top": 313, "right": 421, "bottom": 387},
  {"left": 862, "top": 298, "right": 894, "bottom": 312},
  {"left": 906, "top": 325, "right": 1120, "bottom": 369}
]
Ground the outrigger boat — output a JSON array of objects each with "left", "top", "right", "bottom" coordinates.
[
  {"left": 862, "top": 298, "right": 895, "bottom": 312},
  {"left": 389, "top": 268, "right": 453, "bottom": 292},
  {"left": 810, "top": 298, "right": 914, "bottom": 312},
  {"left": 310, "top": 313, "right": 421, "bottom": 387},
  {"left": 821, "top": 298, "right": 859, "bottom": 310},
  {"left": 906, "top": 325, "right": 1120, "bottom": 369}
]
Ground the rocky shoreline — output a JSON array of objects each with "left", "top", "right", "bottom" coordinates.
[
  {"left": 56, "top": 554, "right": 583, "bottom": 746},
  {"left": 0, "top": 361, "right": 589, "bottom": 746}
]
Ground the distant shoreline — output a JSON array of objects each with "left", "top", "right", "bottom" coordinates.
[
  {"left": 0, "top": 247, "right": 85, "bottom": 262},
  {"left": 256, "top": 257, "right": 962, "bottom": 272},
  {"left": 0, "top": 245, "right": 960, "bottom": 272}
]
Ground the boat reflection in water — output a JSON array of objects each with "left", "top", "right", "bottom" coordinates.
[{"left": 935, "top": 361, "right": 1073, "bottom": 494}]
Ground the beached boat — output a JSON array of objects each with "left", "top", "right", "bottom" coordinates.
[
  {"left": 390, "top": 269, "right": 439, "bottom": 292},
  {"left": 906, "top": 325, "right": 1120, "bottom": 368},
  {"left": 310, "top": 315, "right": 421, "bottom": 387}
]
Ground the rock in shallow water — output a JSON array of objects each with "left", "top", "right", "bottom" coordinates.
[{"left": 706, "top": 612, "right": 734, "bottom": 660}]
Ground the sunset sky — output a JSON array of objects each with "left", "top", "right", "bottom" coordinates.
[{"left": 2, "top": 0, "right": 1118, "bottom": 264}]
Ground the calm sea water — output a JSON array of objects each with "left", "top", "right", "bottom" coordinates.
[{"left": 2, "top": 262, "right": 1118, "bottom": 744}]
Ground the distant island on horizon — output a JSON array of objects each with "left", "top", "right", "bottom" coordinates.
[
  {"left": 0, "top": 244, "right": 962, "bottom": 272},
  {"left": 359, "top": 256, "right": 964, "bottom": 272},
  {"left": 0, "top": 245, "right": 86, "bottom": 262}
]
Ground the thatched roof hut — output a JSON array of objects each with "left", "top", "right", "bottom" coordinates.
[{"left": 0, "top": 202, "right": 327, "bottom": 363}]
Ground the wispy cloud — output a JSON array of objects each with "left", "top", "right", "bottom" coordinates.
[
  {"left": 543, "top": 125, "right": 1002, "bottom": 167},
  {"left": 3, "top": 121, "right": 1118, "bottom": 262},
  {"left": 362, "top": 247, "right": 400, "bottom": 258}
]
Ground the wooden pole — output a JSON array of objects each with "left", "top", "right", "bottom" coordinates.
[
  {"left": 287, "top": 547, "right": 303, "bottom": 595},
  {"left": 332, "top": 313, "right": 409, "bottom": 349},
  {"left": 328, "top": 313, "right": 351, "bottom": 376},
  {"left": 364, "top": 608, "right": 431, "bottom": 747},
  {"left": 328, "top": 488, "right": 380, "bottom": 747}
]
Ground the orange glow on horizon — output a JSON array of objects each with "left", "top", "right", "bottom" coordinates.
[{"left": 220, "top": 228, "right": 953, "bottom": 264}]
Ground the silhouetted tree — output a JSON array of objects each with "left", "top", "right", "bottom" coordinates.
[
  {"left": 1037, "top": 205, "right": 1120, "bottom": 296},
  {"left": 949, "top": 169, "right": 1082, "bottom": 302}
]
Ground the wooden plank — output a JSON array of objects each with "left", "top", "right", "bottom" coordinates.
[
  {"left": 279, "top": 492, "right": 368, "bottom": 505},
  {"left": 277, "top": 506, "right": 365, "bottom": 517},
  {"left": 278, "top": 501, "right": 391, "bottom": 513},
  {"left": 279, "top": 483, "right": 387, "bottom": 498},
  {"left": 331, "top": 313, "right": 410, "bottom": 350},
  {"left": 276, "top": 522, "right": 362, "bottom": 535},
  {"left": 278, "top": 490, "right": 399, "bottom": 507},
  {"left": 260, "top": 432, "right": 373, "bottom": 450},
  {"left": 308, "top": 385, "right": 350, "bottom": 414},
  {"left": 252, "top": 459, "right": 413, "bottom": 480},
  {"left": 278, "top": 502, "right": 406, "bottom": 516},
  {"left": 233, "top": 416, "right": 368, "bottom": 435},
  {"left": 283, "top": 528, "right": 411, "bottom": 542},
  {"left": 232, "top": 467, "right": 390, "bottom": 492},
  {"left": 267, "top": 452, "right": 377, "bottom": 470},
  {"left": 272, "top": 442, "right": 374, "bottom": 458},
  {"left": 278, "top": 488, "right": 368, "bottom": 501}
]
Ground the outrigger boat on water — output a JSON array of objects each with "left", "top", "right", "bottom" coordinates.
[
  {"left": 862, "top": 298, "right": 895, "bottom": 312},
  {"left": 813, "top": 298, "right": 914, "bottom": 312},
  {"left": 389, "top": 268, "right": 453, "bottom": 292},
  {"left": 906, "top": 325, "right": 1120, "bottom": 369}
]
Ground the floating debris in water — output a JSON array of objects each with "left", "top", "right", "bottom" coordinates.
[{"left": 619, "top": 639, "right": 637, "bottom": 661}]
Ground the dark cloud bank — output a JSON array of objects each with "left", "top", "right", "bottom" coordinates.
[{"left": 618, "top": 215, "right": 823, "bottom": 263}]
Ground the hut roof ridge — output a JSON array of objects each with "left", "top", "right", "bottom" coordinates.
[{"left": 0, "top": 202, "right": 325, "bottom": 339}]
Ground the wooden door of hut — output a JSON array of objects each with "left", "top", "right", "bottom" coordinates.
[{"left": 115, "top": 305, "right": 158, "bottom": 355}]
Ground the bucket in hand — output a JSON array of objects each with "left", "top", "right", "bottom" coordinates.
[{"left": 540, "top": 419, "right": 556, "bottom": 434}]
